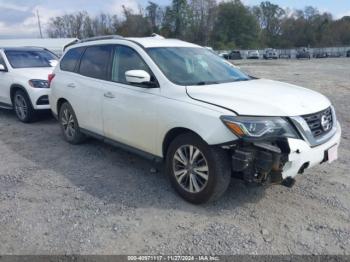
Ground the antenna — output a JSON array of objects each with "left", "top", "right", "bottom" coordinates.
[{"left": 37, "top": 10, "right": 43, "bottom": 38}]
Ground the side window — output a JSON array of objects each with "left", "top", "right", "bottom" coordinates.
[
  {"left": 60, "top": 47, "right": 84, "bottom": 72},
  {"left": 112, "top": 46, "right": 152, "bottom": 85},
  {"left": 79, "top": 45, "right": 113, "bottom": 80}
]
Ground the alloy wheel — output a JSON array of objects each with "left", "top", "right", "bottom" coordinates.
[
  {"left": 61, "top": 108, "right": 76, "bottom": 139},
  {"left": 172, "top": 145, "right": 209, "bottom": 193},
  {"left": 14, "top": 94, "right": 28, "bottom": 120}
]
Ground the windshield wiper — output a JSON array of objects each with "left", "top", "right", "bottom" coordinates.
[
  {"left": 194, "top": 81, "right": 219, "bottom": 86},
  {"left": 235, "top": 78, "right": 251, "bottom": 82}
]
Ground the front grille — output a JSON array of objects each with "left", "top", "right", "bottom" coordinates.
[{"left": 302, "top": 107, "right": 333, "bottom": 138}]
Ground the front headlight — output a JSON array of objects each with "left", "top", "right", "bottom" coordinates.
[
  {"left": 221, "top": 116, "right": 299, "bottom": 140},
  {"left": 28, "top": 79, "right": 49, "bottom": 88}
]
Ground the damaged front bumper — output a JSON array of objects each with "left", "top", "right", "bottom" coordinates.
[
  {"left": 226, "top": 121, "right": 341, "bottom": 186},
  {"left": 282, "top": 122, "right": 341, "bottom": 179}
]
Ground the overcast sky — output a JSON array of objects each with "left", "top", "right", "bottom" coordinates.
[{"left": 0, "top": 0, "right": 349, "bottom": 38}]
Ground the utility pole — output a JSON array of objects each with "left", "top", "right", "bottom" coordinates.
[{"left": 37, "top": 10, "right": 43, "bottom": 38}]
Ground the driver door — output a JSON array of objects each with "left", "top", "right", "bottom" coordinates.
[{"left": 102, "top": 45, "right": 160, "bottom": 155}]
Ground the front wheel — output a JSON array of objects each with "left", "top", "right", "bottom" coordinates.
[
  {"left": 166, "top": 133, "right": 231, "bottom": 204},
  {"left": 13, "top": 90, "right": 36, "bottom": 123},
  {"left": 59, "top": 102, "right": 86, "bottom": 144}
]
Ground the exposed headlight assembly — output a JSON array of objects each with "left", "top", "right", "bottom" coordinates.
[
  {"left": 221, "top": 116, "right": 299, "bottom": 140},
  {"left": 28, "top": 79, "right": 49, "bottom": 88}
]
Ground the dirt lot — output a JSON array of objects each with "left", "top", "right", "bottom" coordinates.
[{"left": 0, "top": 58, "right": 349, "bottom": 255}]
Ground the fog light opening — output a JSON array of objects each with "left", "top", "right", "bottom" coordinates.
[{"left": 298, "top": 162, "right": 310, "bottom": 174}]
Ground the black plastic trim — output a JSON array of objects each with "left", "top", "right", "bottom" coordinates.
[
  {"left": 0, "top": 101, "right": 12, "bottom": 109},
  {"left": 36, "top": 95, "right": 49, "bottom": 105},
  {"left": 80, "top": 128, "right": 163, "bottom": 163}
]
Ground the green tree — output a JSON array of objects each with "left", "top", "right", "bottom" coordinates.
[
  {"left": 160, "top": 0, "right": 190, "bottom": 38},
  {"left": 253, "top": 1, "right": 285, "bottom": 46},
  {"left": 212, "top": 0, "right": 259, "bottom": 49},
  {"left": 280, "top": 7, "right": 333, "bottom": 48},
  {"left": 186, "top": 0, "right": 217, "bottom": 45},
  {"left": 118, "top": 6, "right": 152, "bottom": 37},
  {"left": 146, "top": 2, "right": 162, "bottom": 33}
]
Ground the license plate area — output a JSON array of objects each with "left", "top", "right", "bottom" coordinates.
[{"left": 325, "top": 144, "right": 338, "bottom": 163}]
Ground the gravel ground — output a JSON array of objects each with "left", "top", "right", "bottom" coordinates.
[{"left": 0, "top": 58, "right": 349, "bottom": 255}]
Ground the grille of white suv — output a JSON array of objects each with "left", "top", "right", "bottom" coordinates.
[{"left": 302, "top": 107, "right": 333, "bottom": 138}]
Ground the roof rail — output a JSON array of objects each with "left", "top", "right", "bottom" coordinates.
[
  {"left": 63, "top": 35, "right": 124, "bottom": 51},
  {"left": 63, "top": 39, "right": 79, "bottom": 51},
  {"left": 79, "top": 35, "right": 124, "bottom": 43},
  {"left": 151, "top": 33, "right": 165, "bottom": 39}
]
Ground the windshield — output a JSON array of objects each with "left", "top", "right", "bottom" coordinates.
[
  {"left": 5, "top": 50, "right": 58, "bottom": 69},
  {"left": 147, "top": 47, "right": 250, "bottom": 86}
]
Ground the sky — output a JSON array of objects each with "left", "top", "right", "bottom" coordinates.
[{"left": 0, "top": 0, "right": 350, "bottom": 38}]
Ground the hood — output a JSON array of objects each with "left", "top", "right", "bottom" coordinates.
[
  {"left": 186, "top": 79, "right": 331, "bottom": 116},
  {"left": 13, "top": 67, "right": 54, "bottom": 80}
]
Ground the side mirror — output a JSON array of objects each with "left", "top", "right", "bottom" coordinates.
[
  {"left": 125, "top": 70, "right": 151, "bottom": 84},
  {"left": 0, "top": 64, "right": 7, "bottom": 72},
  {"left": 125, "top": 70, "right": 158, "bottom": 88}
]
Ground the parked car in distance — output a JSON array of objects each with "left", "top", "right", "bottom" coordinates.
[
  {"left": 279, "top": 50, "right": 291, "bottom": 59},
  {"left": 228, "top": 50, "right": 242, "bottom": 60},
  {"left": 50, "top": 35, "right": 341, "bottom": 204},
  {"left": 328, "top": 51, "right": 342, "bottom": 58},
  {"left": 204, "top": 46, "right": 214, "bottom": 52},
  {"left": 314, "top": 50, "right": 329, "bottom": 59},
  {"left": 296, "top": 47, "right": 311, "bottom": 59},
  {"left": 347, "top": 50, "right": 350, "bottom": 57},
  {"left": 219, "top": 52, "right": 229, "bottom": 60},
  {"left": 263, "top": 48, "right": 278, "bottom": 59},
  {"left": 0, "top": 47, "right": 58, "bottom": 122},
  {"left": 247, "top": 50, "right": 260, "bottom": 59}
]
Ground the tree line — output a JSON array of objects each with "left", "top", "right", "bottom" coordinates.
[{"left": 47, "top": 0, "right": 350, "bottom": 49}]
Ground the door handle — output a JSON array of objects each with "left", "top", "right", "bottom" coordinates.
[
  {"left": 104, "top": 92, "right": 115, "bottom": 99},
  {"left": 67, "top": 83, "right": 76, "bottom": 88}
]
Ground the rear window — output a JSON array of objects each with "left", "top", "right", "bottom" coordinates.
[
  {"left": 78, "top": 45, "right": 113, "bottom": 80},
  {"left": 60, "top": 47, "right": 85, "bottom": 72}
]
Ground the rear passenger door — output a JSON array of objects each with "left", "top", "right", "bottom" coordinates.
[
  {"left": 69, "top": 45, "right": 113, "bottom": 135},
  {"left": 102, "top": 45, "right": 160, "bottom": 154}
]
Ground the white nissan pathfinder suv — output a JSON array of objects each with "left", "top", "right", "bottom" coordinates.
[
  {"left": 0, "top": 47, "right": 58, "bottom": 122},
  {"left": 49, "top": 36, "right": 341, "bottom": 204}
]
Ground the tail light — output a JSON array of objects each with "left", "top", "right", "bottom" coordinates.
[{"left": 48, "top": 74, "right": 55, "bottom": 88}]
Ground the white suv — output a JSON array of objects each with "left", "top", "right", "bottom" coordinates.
[
  {"left": 0, "top": 47, "right": 58, "bottom": 122},
  {"left": 49, "top": 36, "right": 341, "bottom": 204}
]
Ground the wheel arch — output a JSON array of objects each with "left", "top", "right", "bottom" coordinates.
[
  {"left": 56, "top": 98, "right": 69, "bottom": 115},
  {"left": 162, "top": 127, "right": 203, "bottom": 158},
  {"left": 10, "top": 84, "right": 30, "bottom": 105}
]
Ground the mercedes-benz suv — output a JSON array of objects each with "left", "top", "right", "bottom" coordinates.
[
  {"left": 0, "top": 47, "right": 58, "bottom": 122},
  {"left": 49, "top": 35, "right": 341, "bottom": 204}
]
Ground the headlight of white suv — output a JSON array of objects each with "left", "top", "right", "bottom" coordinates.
[
  {"left": 220, "top": 116, "right": 299, "bottom": 140},
  {"left": 28, "top": 79, "right": 49, "bottom": 88}
]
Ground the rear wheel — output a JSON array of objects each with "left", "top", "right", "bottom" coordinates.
[
  {"left": 166, "top": 133, "right": 231, "bottom": 204},
  {"left": 13, "top": 90, "right": 36, "bottom": 123},
  {"left": 59, "top": 102, "right": 86, "bottom": 144}
]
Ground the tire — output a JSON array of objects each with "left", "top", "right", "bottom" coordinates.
[
  {"left": 166, "top": 133, "right": 231, "bottom": 204},
  {"left": 13, "top": 89, "right": 36, "bottom": 123},
  {"left": 58, "top": 102, "right": 86, "bottom": 144}
]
